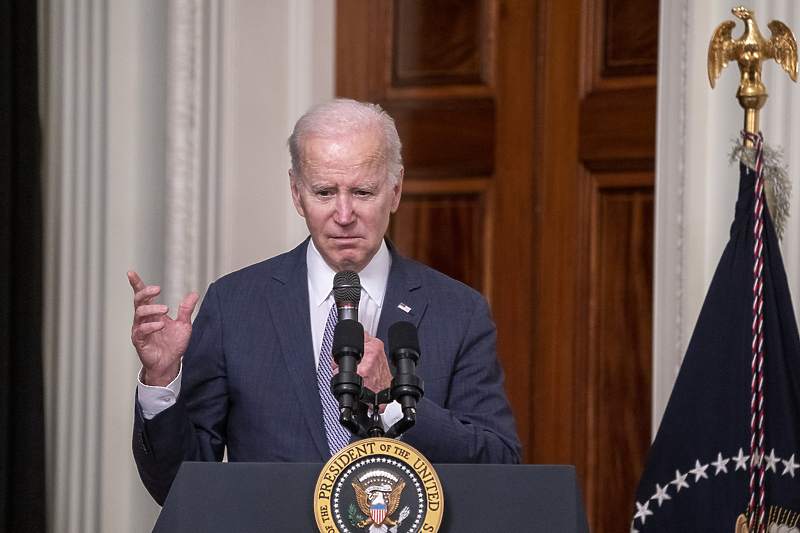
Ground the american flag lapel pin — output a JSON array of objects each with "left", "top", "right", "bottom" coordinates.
[{"left": 398, "top": 303, "right": 411, "bottom": 313}]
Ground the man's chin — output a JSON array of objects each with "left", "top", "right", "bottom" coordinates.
[
  {"left": 320, "top": 239, "right": 382, "bottom": 272},
  {"left": 328, "top": 251, "right": 370, "bottom": 273},
  {"left": 334, "top": 259, "right": 366, "bottom": 272}
]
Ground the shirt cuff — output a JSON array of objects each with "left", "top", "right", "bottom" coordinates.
[
  {"left": 380, "top": 400, "right": 403, "bottom": 431},
  {"left": 137, "top": 366, "right": 182, "bottom": 420}
]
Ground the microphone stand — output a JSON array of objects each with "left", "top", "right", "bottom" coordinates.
[
  {"left": 349, "top": 381, "right": 422, "bottom": 440},
  {"left": 363, "top": 388, "right": 392, "bottom": 439}
]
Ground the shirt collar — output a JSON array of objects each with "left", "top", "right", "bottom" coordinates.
[{"left": 306, "top": 239, "right": 392, "bottom": 308}]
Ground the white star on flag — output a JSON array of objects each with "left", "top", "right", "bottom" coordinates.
[
  {"left": 751, "top": 450, "right": 762, "bottom": 469},
  {"left": 634, "top": 500, "right": 653, "bottom": 525},
  {"left": 782, "top": 454, "right": 799, "bottom": 477},
  {"left": 764, "top": 449, "right": 780, "bottom": 473},
  {"left": 733, "top": 448, "right": 750, "bottom": 471},
  {"left": 712, "top": 452, "right": 730, "bottom": 474},
  {"left": 650, "top": 483, "right": 671, "bottom": 507},
  {"left": 670, "top": 469, "right": 689, "bottom": 492},
  {"left": 690, "top": 460, "right": 709, "bottom": 482}
]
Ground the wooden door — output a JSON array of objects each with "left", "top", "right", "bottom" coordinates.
[{"left": 337, "top": 1, "right": 658, "bottom": 531}]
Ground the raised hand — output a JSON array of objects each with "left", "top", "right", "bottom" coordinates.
[
  {"left": 359, "top": 331, "right": 393, "bottom": 398},
  {"left": 331, "top": 330, "right": 392, "bottom": 413},
  {"left": 127, "top": 270, "right": 199, "bottom": 387}
]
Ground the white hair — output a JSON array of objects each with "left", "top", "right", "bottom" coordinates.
[{"left": 287, "top": 99, "right": 403, "bottom": 185}]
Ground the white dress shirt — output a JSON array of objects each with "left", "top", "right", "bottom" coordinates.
[{"left": 138, "top": 239, "right": 400, "bottom": 427}]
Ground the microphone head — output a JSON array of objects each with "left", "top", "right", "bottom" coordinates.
[
  {"left": 331, "top": 320, "right": 365, "bottom": 361},
  {"left": 333, "top": 270, "right": 361, "bottom": 306},
  {"left": 388, "top": 321, "right": 420, "bottom": 364}
]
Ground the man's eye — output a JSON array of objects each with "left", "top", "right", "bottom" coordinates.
[
  {"left": 356, "top": 190, "right": 372, "bottom": 197},
  {"left": 317, "top": 190, "right": 332, "bottom": 197}
]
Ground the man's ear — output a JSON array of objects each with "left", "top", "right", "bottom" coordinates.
[
  {"left": 289, "top": 170, "right": 305, "bottom": 217},
  {"left": 390, "top": 167, "right": 404, "bottom": 213}
]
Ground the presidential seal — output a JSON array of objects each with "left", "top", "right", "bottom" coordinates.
[{"left": 314, "top": 438, "right": 443, "bottom": 533}]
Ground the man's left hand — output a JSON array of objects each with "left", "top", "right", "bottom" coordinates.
[
  {"left": 358, "top": 331, "right": 393, "bottom": 400},
  {"left": 358, "top": 331, "right": 392, "bottom": 392},
  {"left": 331, "top": 331, "right": 393, "bottom": 412}
]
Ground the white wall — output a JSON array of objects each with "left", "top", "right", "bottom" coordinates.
[
  {"left": 221, "top": 0, "right": 331, "bottom": 274},
  {"left": 654, "top": 0, "right": 800, "bottom": 433},
  {"left": 40, "top": 1, "right": 334, "bottom": 531}
]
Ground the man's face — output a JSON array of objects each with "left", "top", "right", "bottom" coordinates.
[{"left": 290, "top": 130, "right": 403, "bottom": 273}]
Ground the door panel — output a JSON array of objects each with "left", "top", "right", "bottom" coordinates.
[{"left": 578, "top": 2, "right": 657, "bottom": 531}]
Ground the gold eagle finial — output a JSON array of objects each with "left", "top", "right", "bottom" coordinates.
[{"left": 708, "top": 7, "right": 798, "bottom": 134}]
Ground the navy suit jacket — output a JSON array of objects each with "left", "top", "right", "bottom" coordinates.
[{"left": 133, "top": 238, "right": 520, "bottom": 504}]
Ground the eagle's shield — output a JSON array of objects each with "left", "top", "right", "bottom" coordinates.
[{"left": 370, "top": 502, "right": 387, "bottom": 525}]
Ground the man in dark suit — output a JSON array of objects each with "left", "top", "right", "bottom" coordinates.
[{"left": 128, "top": 99, "right": 520, "bottom": 505}]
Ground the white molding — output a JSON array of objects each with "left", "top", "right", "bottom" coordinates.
[
  {"left": 760, "top": 1, "right": 800, "bottom": 303},
  {"left": 43, "top": 1, "right": 107, "bottom": 530},
  {"left": 653, "top": 0, "right": 690, "bottom": 435},
  {"left": 43, "top": 1, "right": 173, "bottom": 530},
  {"left": 165, "top": 0, "right": 224, "bottom": 309}
]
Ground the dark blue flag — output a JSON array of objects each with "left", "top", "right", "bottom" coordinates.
[{"left": 631, "top": 163, "right": 800, "bottom": 532}]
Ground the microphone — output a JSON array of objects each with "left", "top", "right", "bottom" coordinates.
[
  {"left": 330, "top": 270, "right": 365, "bottom": 436},
  {"left": 333, "top": 270, "right": 361, "bottom": 322},
  {"left": 384, "top": 321, "right": 424, "bottom": 438},
  {"left": 330, "top": 319, "right": 364, "bottom": 408}
]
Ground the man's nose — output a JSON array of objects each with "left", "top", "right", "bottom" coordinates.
[{"left": 333, "top": 194, "right": 355, "bottom": 225}]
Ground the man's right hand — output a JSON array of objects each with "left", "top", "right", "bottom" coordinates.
[{"left": 128, "top": 270, "right": 199, "bottom": 387}]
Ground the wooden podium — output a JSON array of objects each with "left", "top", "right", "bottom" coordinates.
[{"left": 152, "top": 462, "right": 589, "bottom": 532}]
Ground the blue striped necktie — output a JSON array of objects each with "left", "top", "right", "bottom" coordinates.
[{"left": 317, "top": 303, "right": 351, "bottom": 454}]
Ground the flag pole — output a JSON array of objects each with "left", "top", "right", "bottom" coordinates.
[{"left": 707, "top": 7, "right": 797, "bottom": 533}]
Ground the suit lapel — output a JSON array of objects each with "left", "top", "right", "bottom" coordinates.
[
  {"left": 266, "top": 240, "right": 330, "bottom": 459},
  {"left": 377, "top": 243, "right": 428, "bottom": 344}
]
